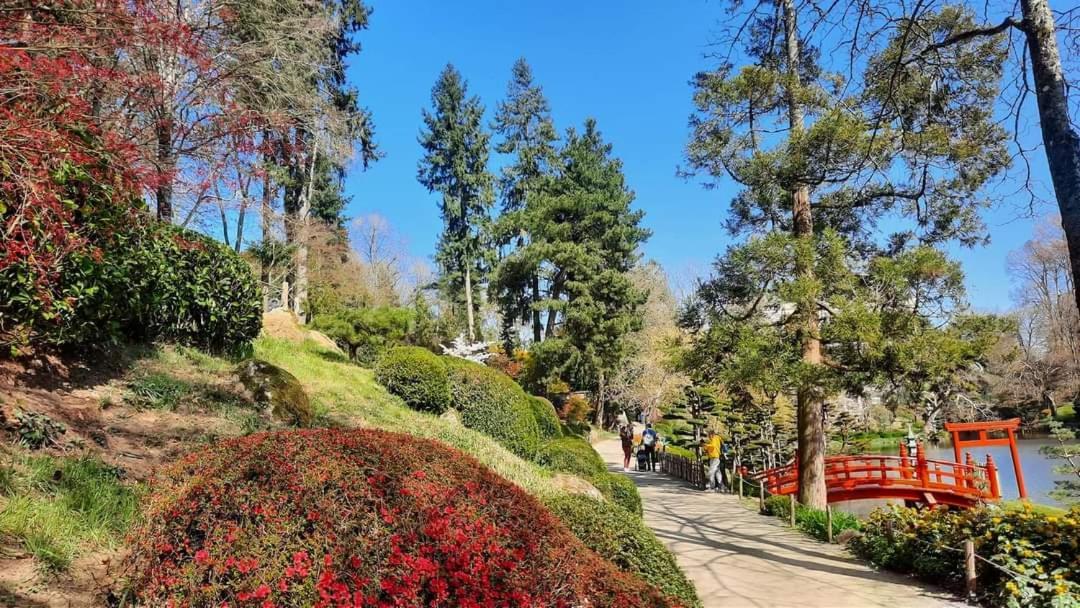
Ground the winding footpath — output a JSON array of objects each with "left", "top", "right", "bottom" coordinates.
[{"left": 594, "top": 438, "right": 967, "bottom": 608}]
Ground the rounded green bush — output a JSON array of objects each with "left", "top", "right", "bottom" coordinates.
[
  {"left": 590, "top": 472, "right": 643, "bottom": 516},
  {"left": 536, "top": 437, "right": 606, "bottom": 478},
  {"left": 444, "top": 357, "right": 541, "bottom": 460},
  {"left": 375, "top": 346, "right": 451, "bottom": 413},
  {"left": 527, "top": 396, "right": 562, "bottom": 440},
  {"left": 543, "top": 494, "right": 700, "bottom": 608}
]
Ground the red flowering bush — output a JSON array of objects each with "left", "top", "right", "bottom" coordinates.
[{"left": 122, "top": 429, "right": 679, "bottom": 607}]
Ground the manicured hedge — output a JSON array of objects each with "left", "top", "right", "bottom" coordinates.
[
  {"left": 544, "top": 494, "right": 700, "bottom": 608},
  {"left": 590, "top": 472, "right": 643, "bottom": 517},
  {"left": 528, "top": 396, "right": 562, "bottom": 440},
  {"left": 374, "top": 346, "right": 451, "bottom": 413},
  {"left": 443, "top": 357, "right": 541, "bottom": 460},
  {"left": 122, "top": 429, "right": 678, "bottom": 607},
  {"left": 852, "top": 504, "right": 1080, "bottom": 607},
  {"left": 535, "top": 436, "right": 607, "bottom": 478}
]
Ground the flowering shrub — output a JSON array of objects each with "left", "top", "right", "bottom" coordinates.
[
  {"left": 560, "top": 393, "right": 592, "bottom": 424},
  {"left": 122, "top": 429, "right": 678, "bottom": 607},
  {"left": 444, "top": 357, "right": 541, "bottom": 459},
  {"left": 543, "top": 494, "right": 700, "bottom": 607},
  {"left": 375, "top": 346, "right": 451, "bottom": 413},
  {"left": 851, "top": 504, "right": 1080, "bottom": 607}
]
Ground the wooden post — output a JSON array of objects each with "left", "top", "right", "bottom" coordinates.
[
  {"left": 789, "top": 494, "right": 796, "bottom": 527},
  {"left": 758, "top": 481, "right": 765, "bottom": 513},
  {"left": 964, "top": 539, "right": 977, "bottom": 596},
  {"left": 826, "top": 505, "right": 833, "bottom": 543},
  {"left": 738, "top": 474, "right": 743, "bottom": 498},
  {"left": 1006, "top": 428, "right": 1028, "bottom": 499}
]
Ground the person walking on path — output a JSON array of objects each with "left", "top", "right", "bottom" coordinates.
[
  {"left": 702, "top": 429, "right": 725, "bottom": 492},
  {"left": 641, "top": 423, "right": 659, "bottom": 471},
  {"left": 619, "top": 422, "right": 635, "bottom": 472}
]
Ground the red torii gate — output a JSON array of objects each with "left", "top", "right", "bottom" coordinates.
[{"left": 943, "top": 418, "right": 1027, "bottom": 499}]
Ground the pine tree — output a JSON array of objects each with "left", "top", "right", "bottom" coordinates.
[
  {"left": 685, "top": 4, "right": 1011, "bottom": 508},
  {"left": 490, "top": 58, "right": 560, "bottom": 346},
  {"left": 417, "top": 65, "right": 494, "bottom": 342}
]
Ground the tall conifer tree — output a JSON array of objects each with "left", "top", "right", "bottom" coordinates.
[
  {"left": 490, "top": 58, "right": 559, "bottom": 346},
  {"left": 418, "top": 65, "right": 494, "bottom": 341}
]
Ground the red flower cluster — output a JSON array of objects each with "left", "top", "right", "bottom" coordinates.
[{"left": 123, "top": 429, "right": 678, "bottom": 607}]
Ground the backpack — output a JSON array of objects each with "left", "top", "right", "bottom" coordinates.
[{"left": 642, "top": 429, "right": 657, "bottom": 446}]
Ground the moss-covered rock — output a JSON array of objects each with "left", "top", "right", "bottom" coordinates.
[{"left": 236, "top": 359, "right": 313, "bottom": 427}]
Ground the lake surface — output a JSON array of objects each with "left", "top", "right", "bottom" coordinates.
[{"left": 877, "top": 437, "right": 1078, "bottom": 508}]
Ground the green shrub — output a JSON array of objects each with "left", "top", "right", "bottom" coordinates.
[
  {"left": 374, "top": 346, "right": 450, "bottom": 413},
  {"left": 543, "top": 494, "right": 700, "bottom": 608},
  {"left": 444, "top": 357, "right": 541, "bottom": 460},
  {"left": 852, "top": 504, "right": 1079, "bottom": 607},
  {"left": 535, "top": 437, "right": 606, "bottom": 478},
  {"left": 527, "top": 396, "right": 562, "bottom": 439},
  {"left": 589, "top": 472, "right": 643, "bottom": 516},
  {"left": 762, "top": 494, "right": 860, "bottom": 543},
  {"left": 0, "top": 216, "right": 260, "bottom": 353}
]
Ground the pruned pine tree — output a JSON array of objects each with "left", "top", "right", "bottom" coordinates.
[
  {"left": 686, "top": 2, "right": 1011, "bottom": 507},
  {"left": 418, "top": 65, "right": 494, "bottom": 343},
  {"left": 490, "top": 58, "right": 560, "bottom": 348}
]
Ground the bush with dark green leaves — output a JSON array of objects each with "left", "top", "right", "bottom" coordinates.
[
  {"left": 527, "top": 396, "right": 562, "bottom": 440},
  {"left": 590, "top": 472, "right": 643, "bottom": 516},
  {"left": 375, "top": 346, "right": 451, "bottom": 414},
  {"left": 763, "top": 494, "right": 860, "bottom": 543},
  {"left": 1, "top": 213, "right": 260, "bottom": 354},
  {"left": 443, "top": 357, "right": 541, "bottom": 460},
  {"left": 535, "top": 437, "right": 606, "bottom": 478},
  {"left": 543, "top": 494, "right": 700, "bottom": 608}
]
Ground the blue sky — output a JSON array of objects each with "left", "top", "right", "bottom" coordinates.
[{"left": 342, "top": 0, "right": 1054, "bottom": 312}]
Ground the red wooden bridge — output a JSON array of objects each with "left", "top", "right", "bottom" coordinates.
[{"left": 746, "top": 444, "right": 1003, "bottom": 507}]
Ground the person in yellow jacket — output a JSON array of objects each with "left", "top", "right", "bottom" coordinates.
[{"left": 702, "top": 430, "right": 724, "bottom": 492}]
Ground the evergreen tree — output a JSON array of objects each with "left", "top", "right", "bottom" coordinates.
[
  {"left": 417, "top": 65, "right": 494, "bottom": 342},
  {"left": 685, "top": 4, "right": 1011, "bottom": 508},
  {"left": 490, "top": 58, "right": 560, "bottom": 346},
  {"left": 522, "top": 120, "right": 651, "bottom": 424}
]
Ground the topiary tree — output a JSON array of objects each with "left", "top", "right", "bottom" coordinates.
[
  {"left": 527, "top": 396, "right": 562, "bottom": 440},
  {"left": 312, "top": 306, "right": 417, "bottom": 364},
  {"left": 444, "top": 357, "right": 541, "bottom": 460},
  {"left": 122, "top": 429, "right": 678, "bottom": 607},
  {"left": 374, "top": 346, "right": 451, "bottom": 413}
]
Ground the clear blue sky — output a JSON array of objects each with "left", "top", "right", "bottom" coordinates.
[{"left": 342, "top": 0, "right": 1054, "bottom": 312}]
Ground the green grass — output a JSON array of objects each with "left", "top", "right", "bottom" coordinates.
[
  {"left": 0, "top": 454, "right": 140, "bottom": 570},
  {"left": 253, "top": 337, "right": 559, "bottom": 495},
  {"left": 1000, "top": 499, "right": 1068, "bottom": 516}
]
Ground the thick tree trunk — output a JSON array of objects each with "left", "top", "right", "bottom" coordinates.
[
  {"left": 545, "top": 272, "right": 563, "bottom": 337},
  {"left": 531, "top": 274, "right": 543, "bottom": 343},
  {"left": 1020, "top": 0, "right": 1080, "bottom": 318},
  {"left": 782, "top": 0, "right": 827, "bottom": 509},
  {"left": 464, "top": 263, "right": 476, "bottom": 341},
  {"left": 292, "top": 141, "right": 318, "bottom": 324}
]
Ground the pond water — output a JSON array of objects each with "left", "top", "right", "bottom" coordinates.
[{"left": 875, "top": 437, "right": 1078, "bottom": 508}]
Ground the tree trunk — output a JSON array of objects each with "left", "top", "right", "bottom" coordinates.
[
  {"left": 464, "top": 263, "right": 476, "bottom": 342},
  {"left": 782, "top": 0, "right": 828, "bottom": 509},
  {"left": 260, "top": 150, "right": 273, "bottom": 312},
  {"left": 293, "top": 140, "right": 319, "bottom": 324},
  {"left": 155, "top": 117, "right": 174, "bottom": 222},
  {"left": 545, "top": 272, "right": 563, "bottom": 337},
  {"left": 593, "top": 369, "right": 606, "bottom": 427},
  {"left": 1020, "top": 0, "right": 1080, "bottom": 318},
  {"left": 531, "top": 274, "right": 543, "bottom": 343}
]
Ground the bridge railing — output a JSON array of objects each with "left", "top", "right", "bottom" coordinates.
[{"left": 745, "top": 445, "right": 1001, "bottom": 504}]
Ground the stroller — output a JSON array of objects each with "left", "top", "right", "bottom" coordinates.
[{"left": 635, "top": 446, "right": 651, "bottom": 471}]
